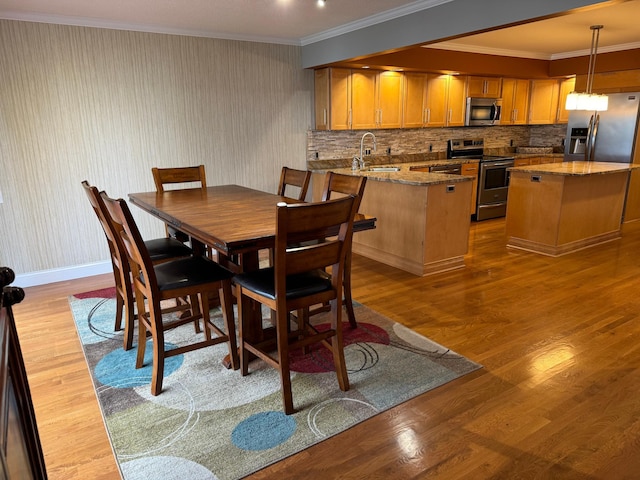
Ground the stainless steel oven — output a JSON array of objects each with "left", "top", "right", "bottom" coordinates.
[{"left": 447, "top": 138, "right": 514, "bottom": 221}]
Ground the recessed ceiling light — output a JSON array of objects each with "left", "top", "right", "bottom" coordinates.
[{"left": 317, "top": 0, "right": 326, "bottom": 7}]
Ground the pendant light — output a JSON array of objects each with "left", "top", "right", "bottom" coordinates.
[{"left": 565, "top": 25, "right": 608, "bottom": 111}]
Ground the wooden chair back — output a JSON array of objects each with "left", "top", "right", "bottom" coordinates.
[
  {"left": 81, "top": 181, "right": 133, "bottom": 344},
  {"left": 273, "top": 196, "right": 357, "bottom": 303},
  {"left": 278, "top": 167, "right": 311, "bottom": 201},
  {"left": 152, "top": 165, "right": 207, "bottom": 193},
  {"left": 321, "top": 172, "right": 367, "bottom": 212},
  {"left": 100, "top": 193, "right": 158, "bottom": 303}
]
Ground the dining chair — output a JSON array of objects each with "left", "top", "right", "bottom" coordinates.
[
  {"left": 317, "top": 172, "right": 368, "bottom": 328},
  {"left": 264, "top": 167, "right": 313, "bottom": 268},
  {"left": 100, "top": 192, "right": 238, "bottom": 395},
  {"left": 81, "top": 181, "right": 194, "bottom": 351},
  {"left": 233, "top": 195, "right": 358, "bottom": 414},
  {"left": 278, "top": 166, "right": 311, "bottom": 201},
  {"left": 151, "top": 165, "right": 207, "bottom": 247}
]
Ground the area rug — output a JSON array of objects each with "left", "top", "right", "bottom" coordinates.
[{"left": 69, "top": 288, "right": 481, "bottom": 479}]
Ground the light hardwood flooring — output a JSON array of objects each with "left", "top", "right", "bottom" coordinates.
[{"left": 14, "top": 217, "right": 640, "bottom": 479}]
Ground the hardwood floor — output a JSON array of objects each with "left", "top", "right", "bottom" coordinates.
[{"left": 14, "top": 217, "right": 640, "bottom": 479}]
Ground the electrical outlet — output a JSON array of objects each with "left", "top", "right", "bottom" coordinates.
[
  {"left": 429, "top": 144, "right": 433, "bottom": 152},
  {"left": 386, "top": 147, "right": 391, "bottom": 155}
]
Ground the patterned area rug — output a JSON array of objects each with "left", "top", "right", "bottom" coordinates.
[{"left": 69, "top": 288, "right": 481, "bottom": 479}]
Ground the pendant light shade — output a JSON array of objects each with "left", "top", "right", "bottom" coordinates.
[{"left": 565, "top": 25, "right": 608, "bottom": 112}]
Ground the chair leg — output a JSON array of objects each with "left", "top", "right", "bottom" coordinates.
[
  {"left": 123, "top": 292, "right": 135, "bottom": 351},
  {"left": 330, "top": 299, "right": 350, "bottom": 392},
  {"left": 237, "top": 287, "right": 250, "bottom": 376},
  {"left": 114, "top": 291, "right": 124, "bottom": 332},
  {"left": 276, "top": 309, "right": 295, "bottom": 415},
  {"left": 147, "top": 300, "right": 166, "bottom": 396},
  {"left": 219, "top": 282, "right": 238, "bottom": 370},
  {"left": 344, "top": 252, "right": 357, "bottom": 329}
]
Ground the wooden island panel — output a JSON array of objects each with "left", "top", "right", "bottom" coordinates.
[
  {"left": 311, "top": 171, "right": 472, "bottom": 276},
  {"left": 506, "top": 163, "right": 631, "bottom": 256}
]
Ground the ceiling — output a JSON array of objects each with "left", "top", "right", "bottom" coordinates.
[{"left": 1, "top": 0, "right": 639, "bottom": 61}]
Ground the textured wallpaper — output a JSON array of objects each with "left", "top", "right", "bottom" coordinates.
[{"left": 0, "top": 20, "right": 313, "bottom": 276}]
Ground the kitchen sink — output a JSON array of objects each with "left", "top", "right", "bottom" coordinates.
[{"left": 368, "top": 166, "right": 401, "bottom": 172}]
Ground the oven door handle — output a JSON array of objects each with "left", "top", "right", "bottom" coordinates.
[{"left": 484, "top": 161, "right": 513, "bottom": 167}]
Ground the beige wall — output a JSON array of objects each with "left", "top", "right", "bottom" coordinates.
[{"left": 0, "top": 20, "right": 313, "bottom": 281}]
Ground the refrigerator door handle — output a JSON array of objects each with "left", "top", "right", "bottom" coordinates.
[
  {"left": 585, "top": 114, "right": 595, "bottom": 161},
  {"left": 590, "top": 114, "right": 600, "bottom": 162}
]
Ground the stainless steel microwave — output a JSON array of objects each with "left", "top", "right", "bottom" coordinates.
[{"left": 465, "top": 97, "right": 502, "bottom": 126}]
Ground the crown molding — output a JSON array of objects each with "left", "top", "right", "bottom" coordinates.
[
  {"left": 300, "top": 0, "right": 453, "bottom": 46},
  {"left": 425, "top": 40, "right": 640, "bottom": 61},
  {"left": 0, "top": 11, "right": 302, "bottom": 45}
]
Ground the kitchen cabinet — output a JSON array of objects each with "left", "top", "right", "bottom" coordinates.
[
  {"left": 314, "top": 68, "right": 403, "bottom": 130},
  {"left": 311, "top": 171, "right": 472, "bottom": 276},
  {"left": 402, "top": 72, "right": 428, "bottom": 128},
  {"left": 461, "top": 163, "right": 479, "bottom": 214},
  {"left": 467, "top": 76, "right": 502, "bottom": 98},
  {"left": 424, "top": 74, "right": 467, "bottom": 127},
  {"left": 528, "top": 79, "right": 560, "bottom": 124},
  {"left": 375, "top": 71, "right": 404, "bottom": 129},
  {"left": 314, "top": 68, "right": 351, "bottom": 130},
  {"left": 351, "top": 70, "right": 378, "bottom": 129},
  {"left": 506, "top": 162, "right": 631, "bottom": 256},
  {"left": 556, "top": 77, "right": 576, "bottom": 123},
  {"left": 501, "top": 78, "right": 530, "bottom": 125},
  {"left": 513, "top": 158, "right": 531, "bottom": 167}
]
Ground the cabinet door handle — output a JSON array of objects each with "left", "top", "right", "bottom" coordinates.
[{"left": 323, "top": 108, "right": 327, "bottom": 125}]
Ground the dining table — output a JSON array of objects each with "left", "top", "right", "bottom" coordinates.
[{"left": 128, "top": 184, "right": 376, "bottom": 366}]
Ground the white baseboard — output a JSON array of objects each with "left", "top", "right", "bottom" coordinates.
[{"left": 13, "top": 261, "right": 112, "bottom": 288}]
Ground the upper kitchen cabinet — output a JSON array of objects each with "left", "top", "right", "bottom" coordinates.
[
  {"left": 351, "top": 70, "right": 378, "bottom": 129},
  {"left": 556, "top": 77, "right": 576, "bottom": 124},
  {"left": 528, "top": 79, "right": 560, "bottom": 124},
  {"left": 501, "top": 78, "right": 530, "bottom": 125},
  {"left": 424, "top": 74, "right": 467, "bottom": 127},
  {"left": 467, "top": 76, "right": 502, "bottom": 98},
  {"left": 402, "top": 72, "right": 428, "bottom": 128},
  {"left": 375, "top": 71, "right": 404, "bottom": 129},
  {"left": 314, "top": 68, "right": 403, "bottom": 130},
  {"left": 315, "top": 68, "right": 351, "bottom": 130},
  {"left": 351, "top": 70, "right": 403, "bottom": 129}
]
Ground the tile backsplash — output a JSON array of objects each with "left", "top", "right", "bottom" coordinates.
[{"left": 307, "top": 124, "right": 566, "bottom": 163}]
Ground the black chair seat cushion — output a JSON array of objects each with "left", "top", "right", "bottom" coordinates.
[
  {"left": 145, "top": 237, "right": 192, "bottom": 262},
  {"left": 234, "top": 268, "right": 332, "bottom": 301},
  {"left": 153, "top": 256, "right": 233, "bottom": 291}
]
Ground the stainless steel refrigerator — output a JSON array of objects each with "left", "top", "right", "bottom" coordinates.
[{"left": 564, "top": 92, "right": 640, "bottom": 163}]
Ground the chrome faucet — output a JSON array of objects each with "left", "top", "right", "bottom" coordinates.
[{"left": 357, "top": 131, "right": 377, "bottom": 170}]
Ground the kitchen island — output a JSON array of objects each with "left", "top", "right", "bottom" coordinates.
[
  {"left": 505, "top": 161, "right": 638, "bottom": 256},
  {"left": 310, "top": 164, "right": 475, "bottom": 276}
]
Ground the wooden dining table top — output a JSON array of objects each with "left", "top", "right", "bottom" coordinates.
[{"left": 128, "top": 184, "right": 376, "bottom": 258}]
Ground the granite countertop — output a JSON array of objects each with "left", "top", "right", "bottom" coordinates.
[
  {"left": 509, "top": 161, "right": 639, "bottom": 176},
  {"left": 319, "top": 162, "right": 476, "bottom": 186}
]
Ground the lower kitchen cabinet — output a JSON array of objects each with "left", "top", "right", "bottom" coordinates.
[{"left": 461, "top": 162, "right": 479, "bottom": 214}]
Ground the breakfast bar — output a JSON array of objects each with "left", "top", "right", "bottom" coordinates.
[
  {"left": 505, "top": 161, "right": 638, "bottom": 256},
  {"left": 311, "top": 164, "right": 474, "bottom": 276}
]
